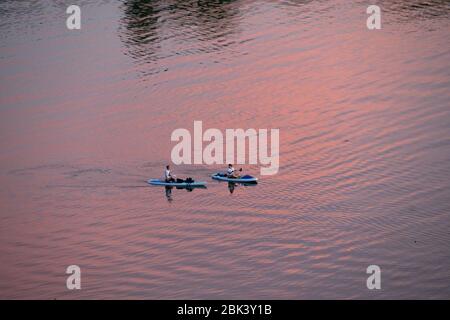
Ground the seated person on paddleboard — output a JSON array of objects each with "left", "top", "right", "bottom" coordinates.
[
  {"left": 165, "top": 165, "right": 176, "bottom": 182},
  {"left": 227, "top": 164, "right": 242, "bottom": 178}
]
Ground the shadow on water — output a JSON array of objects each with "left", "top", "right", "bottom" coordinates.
[
  {"left": 115, "top": 0, "right": 450, "bottom": 78},
  {"left": 0, "top": 0, "right": 448, "bottom": 41},
  {"left": 378, "top": 0, "right": 450, "bottom": 21},
  {"left": 119, "top": 0, "right": 241, "bottom": 68}
]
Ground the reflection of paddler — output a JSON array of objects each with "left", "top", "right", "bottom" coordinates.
[
  {"left": 165, "top": 186, "right": 173, "bottom": 201},
  {"left": 228, "top": 182, "right": 235, "bottom": 194}
]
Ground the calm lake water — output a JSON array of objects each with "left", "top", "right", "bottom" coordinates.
[{"left": 1, "top": 0, "right": 450, "bottom": 299}]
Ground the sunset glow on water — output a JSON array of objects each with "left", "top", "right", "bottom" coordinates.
[{"left": 0, "top": 0, "right": 449, "bottom": 299}]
